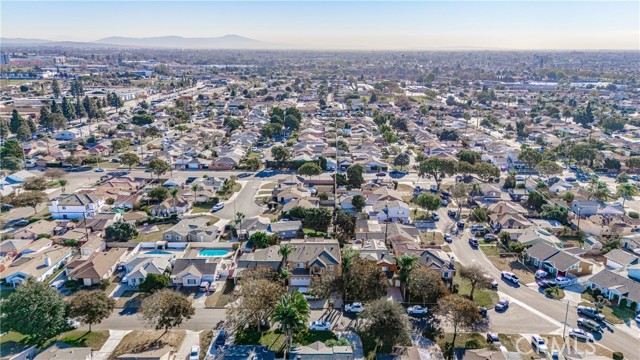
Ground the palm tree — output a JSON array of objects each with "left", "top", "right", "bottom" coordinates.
[
  {"left": 271, "top": 292, "right": 310, "bottom": 360},
  {"left": 191, "top": 184, "right": 202, "bottom": 203},
  {"left": 397, "top": 254, "right": 419, "bottom": 302},
  {"left": 170, "top": 188, "right": 179, "bottom": 214},
  {"left": 341, "top": 247, "right": 357, "bottom": 303},
  {"left": 235, "top": 211, "right": 245, "bottom": 225},
  {"left": 278, "top": 244, "right": 293, "bottom": 270},
  {"left": 616, "top": 183, "right": 638, "bottom": 207},
  {"left": 588, "top": 177, "right": 611, "bottom": 201}
]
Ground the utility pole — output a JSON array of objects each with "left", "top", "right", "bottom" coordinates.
[
  {"left": 333, "top": 117, "right": 338, "bottom": 237},
  {"left": 562, "top": 300, "right": 569, "bottom": 340}
]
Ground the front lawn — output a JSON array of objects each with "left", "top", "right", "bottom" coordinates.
[
  {"left": 419, "top": 231, "right": 444, "bottom": 246},
  {"left": 479, "top": 245, "right": 500, "bottom": 257},
  {"left": 426, "top": 332, "right": 494, "bottom": 357},
  {"left": 115, "top": 290, "right": 147, "bottom": 309},
  {"left": 204, "top": 279, "right": 235, "bottom": 308},
  {"left": 53, "top": 330, "right": 110, "bottom": 350},
  {"left": 0, "top": 332, "right": 29, "bottom": 357},
  {"left": 579, "top": 292, "right": 636, "bottom": 324},
  {"left": 497, "top": 334, "right": 534, "bottom": 354},
  {"left": 454, "top": 263, "right": 498, "bottom": 308},
  {"left": 109, "top": 330, "right": 186, "bottom": 360},
  {"left": 236, "top": 329, "right": 337, "bottom": 358},
  {"left": 544, "top": 286, "right": 565, "bottom": 300},
  {"left": 133, "top": 223, "right": 174, "bottom": 243},
  {"left": 303, "top": 228, "right": 327, "bottom": 238}
]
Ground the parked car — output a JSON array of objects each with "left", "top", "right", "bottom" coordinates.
[
  {"left": 211, "top": 203, "right": 225, "bottom": 212},
  {"left": 444, "top": 233, "right": 452, "bottom": 243},
  {"left": 577, "top": 318, "right": 602, "bottom": 332},
  {"left": 49, "top": 280, "right": 65, "bottom": 289},
  {"left": 94, "top": 168, "right": 105, "bottom": 172},
  {"left": 375, "top": 172, "right": 387, "bottom": 177},
  {"left": 535, "top": 270, "right": 548, "bottom": 279},
  {"left": 531, "top": 334, "right": 548, "bottom": 354},
  {"left": 569, "top": 328, "right": 595, "bottom": 342},
  {"left": 495, "top": 299, "right": 510, "bottom": 311},
  {"left": 215, "top": 330, "right": 227, "bottom": 348},
  {"left": 447, "top": 210, "right": 457, "bottom": 218},
  {"left": 501, "top": 271, "right": 520, "bottom": 284},
  {"left": 432, "top": 213, "right": 440, "bottom": 221},
  {"left": 309, "top": 321, "right": 331, "bottom": 331},
  {"left": 189, "top": 345, "right": 200, "bottom": 360},
  {"left": 537, "top": 280, "right": 557, "bottom": 289},
  {"left": 635, "top": 313, "right": 640, "bottom": 323},
  {"left": 345, "top": 303, "right": 365, "bottom": 313},
  {"left": 484, "top": 234, "right": 497, "bottom": 241},
  {"left": 483, "top": 274, "right": 498, "bottom": 289},
  {"left": 468, "top": 238, "right": 479, "bottom": 247},
  {"left": 66, "top": 319, "right": 80, "bottom": 329},
  {"left": 486, "top": 333, "right": 501, "bottom": 346},
  {"left": 15, "top": 219, "right": 30, "bottom": 227},
  {"left": 457, "top": 221, "right": 465, "bottom": 229},
  {"left": 407, "top": 305, "right": 428, "bottom": 315},
  {"left": 555, "top": 276, "right": 572, "bottom": 288},
  {"left": 1, "top": 203, "right": 14, "bottom": 211},
  {"left": 577, "top": 306, "right": 605, "bottom": 321},
  {"left": 238, "top": 173, "right": 251, "bottom": 178}
]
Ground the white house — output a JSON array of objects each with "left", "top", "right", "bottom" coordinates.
[
  {"left": 122, "top": 255, "right": 172, "bottom": 287},
  {"left": 0, "top": 245, "right": 73, "bottom": 287},
  {"left": 572, "top": 200, "right": 599, "bottom": 217},
  {"left": 54, "top": 129, "right": 81, "bottom": 141},
  {"left": 170, "top": 258, "right": 218, "bottom": 287},
  {"left": 367, "top": 200, "right": 410, "bottom": 224},
  {"left": 49, "top": 193, "right": 105, "bottom": 219}
]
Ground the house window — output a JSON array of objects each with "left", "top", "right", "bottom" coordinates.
[
  {"left": 176, "top": 235, "right": 181, "bottom": 241},
  {"left": 328, "top": 265, "right": 334, "bottom": 271},
  {"left": 296, "top": 263, "right": 304, "bottom": 269},
  {"left": 187, "top": 278, "right": 197, "bottom": 285},
  {"left": 62, "top": 206, "right": 67, "bottom": 210},
  {"left": 165, "top": 235, "right": 171, "bottom": 240}
]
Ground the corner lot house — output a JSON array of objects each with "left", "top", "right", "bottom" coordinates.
[
  {"left": 49, "top": 193, "right": 105, "bottom": 219},
  {"left": 588, "top": 269, "right": 640, "bottom": 311},
  {"left": 0, "top": 245, "right": 73, "bottom": 287},
  {"left": 170, "top": 258, "right": 218, "bottom": 286}
]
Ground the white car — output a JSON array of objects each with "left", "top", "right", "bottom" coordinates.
[
  {"left": 211, "top": 203, "right": 225, "bottom": 212},
  {"left": 345, "top": 302, "right": 364, "bottom": 313},
  {"left": 189, "top": 345, "right": 200, "bottom": 360},
  {"left": 49, "top": 280, "right": 64, "bottom": 289},
  {"left": 501, "top": 271, "right": 520, "bottom": 284},
  {"left": 444, "top": 233, "right": 452, "bottom": 243},
  {"left": 535, "top": 270, "right": 548, "bottom": 279},
  {"left": 531, "top": 334, "right": 548, "bottom": 354},
  {"left": 407, "top": 305, "right": 428, "bottom": 315},
  {"left": 67, "top": 319, "right": 80, "bottom": 329},
  {"left": 555, "top": 276, "right": 572, "bottom": 288},
  {"left": 94, "top": 168, "right": 105, "bottom": 172},
  {"left": 569, "top": 328, "right": 595, "bottom": 342},
  {"left": 309, "top": 321, "right": 331, "bottom": 331}
]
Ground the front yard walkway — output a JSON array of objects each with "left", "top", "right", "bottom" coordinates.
[{"left": 93, "top": 330, "right": 131, "bottom": 360}]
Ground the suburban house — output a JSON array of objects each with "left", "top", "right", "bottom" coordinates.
[
  {"left": 571, "top": 200, "right": 599, "bottom": 217},
  {"left": 524, "top": 243, "right": 592, "bottom": 277},
  {"left": 286, "top": 238, "right": 341, "bottom": 288},
  {"left": 289, "top": 341, "right": 353, "bottom": 360},
  {"left": 148, "top": 197, "right": 193, "bottom": 217},
  {"left": 11, "top": 220, "right": 60, "bottom": 240},
  {"left": 415, "top": 248, "right": 456, "bottom": 280},
  {"left": 162, "top": 217, "right": 220, "bottom": 242},
  {"left": 122, "top": 255, "right": 173, "bottom": 287},
  {"left": 66, "top": 248, "right": 128, "bottom": 286},
  {"left": 49, "top": 193, "right": 105, "bottom": 220},
  {"left": 268, "top": 221, "right": 303, "bottom": 239},
  {"left": 214, "top": 346, "right": 275, "bottom": 360},
  {"left": 588, "top": 269, "right": 640, "bottom": 311},
  {"left": 236, "top": 245, "right": 283, "bottom": 272},
  {"left": 514, "top": 227, "right": 563, "bottom": 248},
  {"left": 54, "top": 129, "right": 81, "bottom": 141},
  {"left": 35, "top": 342, "right": 92, "bottom": 360},
  {"left": 170, "top": 258, "right": 218, "bottom": 287},
  {"left": 604, "top": 249, "right": 638, "bottom": 270},
  {"left": 366, "top": 200, "right": 410, "bottom": 223},
  {"left": 0, "top": 245, "right": 73, "bottom": 287}
]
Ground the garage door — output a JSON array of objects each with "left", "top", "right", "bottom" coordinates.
[{"left": 290, "top": 277, "right": 310, "bottom": 287}]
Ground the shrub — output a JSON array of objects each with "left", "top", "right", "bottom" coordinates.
[
  {"left": 619, "top": 298, "right": 627, "bottom": 308},
  {"left": 613, "top": 352, "right": 624, "bottom": 360},
  {"left": 629, "top": 212, "right": 639, "bottom": 219}
]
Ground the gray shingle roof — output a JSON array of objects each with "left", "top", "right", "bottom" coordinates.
[{"left": 526, "top": 243, "right": 580, "bottom": 271}]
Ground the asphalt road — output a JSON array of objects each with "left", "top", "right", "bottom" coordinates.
[{"left": 214, "top": 180, "right": 264, "bottom": 220}]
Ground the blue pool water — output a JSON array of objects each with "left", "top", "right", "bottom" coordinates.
[
  {"left": 145, "top": 250, "right": 173, "bottom": 255},
  {"left": 198, "top": 249, "right": 230, "bottom": 257}
]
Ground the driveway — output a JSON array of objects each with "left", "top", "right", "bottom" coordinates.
[
  {"left": 337, "top": 331, "right": 363, "bottom": 360},
  {"left": 412, "top": 334, "right": 444, "bottom": 360},
  {"left": 175, "top": 330, "right": 201, "bottom": 360},
  {"left": 93, "top": 330, "right": 131, "bottom": 360}
]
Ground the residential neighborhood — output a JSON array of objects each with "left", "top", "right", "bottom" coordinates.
[{"left": 1, "top": 40, "right": 640, "bottom": 360}]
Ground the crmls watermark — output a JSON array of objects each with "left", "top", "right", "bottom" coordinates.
[{"left": 514, "top": 336, "right": 598, "bottom": 357}]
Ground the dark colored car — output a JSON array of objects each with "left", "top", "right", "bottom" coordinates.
[
  {"left": 238, "top": 173, "right": 251, "bottom": 178},
  {"left": 447, "top": 210, "right": 457, "bottom": 218},
  {"left": 468, "top": 238, "right": 479, "bottom": 247},
  {"left": 577, "top": 318, "right": 602, "bottom": 332},
  {"left": 457, "top": 221, "right": 465, "bottom": 229},
  {"left": 215, "top": 330, "right": 227, "bottom": 348}
]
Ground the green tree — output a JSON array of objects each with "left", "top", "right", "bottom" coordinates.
[
  {"left": 503, "top": 174, "right": 516, "bottom": 189},
  {"left": 9, "top": 109, "right": 24, "bottom": 133},
  {"left": 397, "top": 253, "right": 419, "bottom": 301},
  {"left": 518, "top": 147, "right": 543, "bottom": 169},
  {"left": 414, "top": 193, "right": 441, "bottom": 214},
  {"left": 147, "top": 158, "right": 170, "bottom": 179},
  {"left": 105, "top": 222, "right": 139, "bottom": 242},
  {"left": 250, "top": 231, "right": 270, "bottom": 249},
  {"left": 451, "top": 183, "right": 468, "bottom": 217},
  {"left": 278, "top": 244, "right": 294, "bottom": 269},
  {"left": 39, "top": 105, "right": 52, "bottom": 132},
  {"left": 0, "top": 278, "right": 67, "bottom": 344},
  {"left": 23, "top": 176, "right": 48, "bottom": 191},
  {"left": 540, "top": 205, "right": 569, "bottom": 224},
  {"left": 70, "top": 79, "right": 84, "bottom": 97},
  {"left": 626, "top": 158, "right": 640, "bottom": 171},
  {"left": 437, "top": 295, "right": 483, "bottom": 351},
  {"left": 351, "top": 194, "right": 366, "bottom": 212},
  {"left": 271, "top": 292, "right": 311, "bottom": 360},
  {"left": 359, "top": 298, "right": 411, "bottom": 354},
  {"left": 616, "top": 183, "right": 638, "bottom": 206},
  {"left": 347, "top": 164, "right": 365, "bottom": 188},
  {"left": 459, "top": 265, "right": 492, "bottom": 301},
  {"left": 562, "top": 191, "right": 575, "bottom": 204},
  {"left": 139, "top": 274, "right": 170, "bottom": 293},
  {"left": 393, "top": 152, "right": 411, "bottom": 169},
  {"left": 140, "top": 289, "right": 195, "bottom": 336},
  {"left": 51, "top": 79, "right": 61, "bottom": 98},
  {"left": 457, "top": 150, "right": 481, "bottom": 165},
  {"left": 12, "top": 191, "right": 47, "bottom": 213},
  {"left": 131, "top": 114, "right": 155, "bottom": 125},
  {"left": 298, "top": 162, "right": 322, "bottom": 179},
  {"left": 303, "top": 207, "right": 332, "bottom": 232},
  {"left": 148, "top": 186, "right": 169, "bottom": 203},
  {"left": 67, "top": 290, "right": 115, "bottom": 331},
  {"left": 408, "top": 267, "right": 449, "bottom": 306},
  {"left": 246, "top": 157, "right": 260, "bottom": 171},
  {"left": 527, "top": 190, "right": 546, "bottom": 211},
  {"left": 418, "top": 158, "right": 457, "bottom": 189},
  {"left": 120, "top": 152, "right": 140, "bottom": 170},
  {"left": 588, "top": 177, "right": 611, "bottom": 201},
  {"left": 271, "top": 146, "right": 291, "bottom": 163},
  {"left": 334, "top": 210, "right": 356, "bottom": 243},
  {"left": 535, "top": 160, "right": 563, "bottom": 182},
  {"left": 62, "top": 97, "right": 76, "bottom": 121},
  {"left": 616, "top": 173, "right": 629, "bottom": 184}
]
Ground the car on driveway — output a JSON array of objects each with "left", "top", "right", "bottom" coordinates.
[
  {"left": 309, "top": 321, "right": 331, "bottom": 331},
  {"left": 569, "top": 328, "right": 595, "bottom": 342},
  {"left": 94, "top": 168, "right": 105, "bottom": 172},
  {"left": 407, "top": 305, "right": 428, "bottom": 315},
  {"left": 555, "top": 276, "right": 572, "bottom": 288},
  {"left": 468, "top": 238, "right": 479, "bottom": 247},
  {"left": 577, "top": 318, "right": 602, "bottom": 332},
  {"left": 484, "top": 234, "right": 497, "bottom": 241},
  {"left": 345, "top": 302, "right": 365, "bottom": 313},
  {"left": 444, "top": 233, "right": 452, "bottom": 243},
  {"left": 211, "top": 203, "right": 225, "bottom": 212},
  {"left": 531, "top": 334, "right": 548, "bottom": 354},
  {"left": 486, "top": 333, "right": 501, "bottom": 346},
  {"left": 501, "top": 271, "right": 520, "bottom": 284},
  {"left": 535, "top": 270, "right": 548, "bottom": 279},
  {"left": 432, "top": 213, "right": 439, "bottom": 221},
  {"left": 577, "top": 306, "right": 605, "bottom": 321},
  {"left": 189, "top": 345, "right": 200, "bottom": 360},
  {"left": 495, "top": 299, "right": 510, "bottom": 311}
]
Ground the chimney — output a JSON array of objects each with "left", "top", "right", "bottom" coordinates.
[{"left": 44, "top": 257, "right": 51, "bottom": 267}]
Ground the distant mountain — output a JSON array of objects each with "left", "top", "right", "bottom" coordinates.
[
  {"left": 1, "top": 37, "right": 53, "bottom": 45},
  {"left": 93, "top": 34, "right": 270, "bottom": 49}
]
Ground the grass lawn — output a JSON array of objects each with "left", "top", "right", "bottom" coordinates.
[
  {"left": 53, "top": 330, "right": 110, "bottom": 351},
  {"left": 303, "top": 228, "right": 327, "bottom": 238},
  {"left": 579, "top": 293, "right": 636, "bottom": 324},
  {"left": 205, "top": 279, "right": 235, "bottom": 308},
  {"left": 260, "top": 182, "right": 277, "bottom": 191},
  {"left": 109, "top": 330, "right": 186, "bottom": 360},
  {"left": 396, "top": 184, "right": 414, "bottom": 193},
  {"left": 541, "top": 334, "right": 612, "bottom": 358},
  {"left": 441, "top": 245, "right": 452, "bottom": 252},
  {"left": 419, "top": 231, "right": 444, "bottom": 246},
  {"left": 433, "top": 332, "right": 494, "bottom": 355},
  {"left": 133, "top": 223, "right": 174, "bottom": 243},
  {"left": 236, "top": 329, "right": 337, "bottom": 357},
  {"left": 115, "top": 290, "right": 147, "bottom": 309},
  {"left": 0, "top": 332, "right": 29, "bottom": 357},
  {"left": 454, "top": 263, "right": 498, "bottom": 308},
  {"left": 497, "top": 334, "right": 534, "bottom": 355},
  {"left": 199, "top": 330, "right": 213, "bottom": 360},
  {"left": 192, "top": 203, "right": 214, "bottom": 214},
  {"left": 479, "top": 245, "right": 501, "bottom": 257},
  {"left": 544, "top": 286, "right": 565, "bottom": 300}
]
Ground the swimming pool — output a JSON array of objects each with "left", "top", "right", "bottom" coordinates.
[
  {"left": 145, "top": 250, "right": 173, "bottom": 255},
  {"left": 198, "top": 249, "right": 230, "bottom": 257}
]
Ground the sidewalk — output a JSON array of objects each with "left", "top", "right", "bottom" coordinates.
[
  {"left": 93, "top": 330, "right": 131, "bottom": 360},
  {"left": 175, "top": 330, "right": 202, "bottom": 360}
]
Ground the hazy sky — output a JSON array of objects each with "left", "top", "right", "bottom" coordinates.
[{"left": 2, "top": 1, "right": 639, "bottom": 50}]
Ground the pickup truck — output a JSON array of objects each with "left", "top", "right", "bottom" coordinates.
[{"left": 501, "top": 271, "right": 520, "bottom": 284}]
